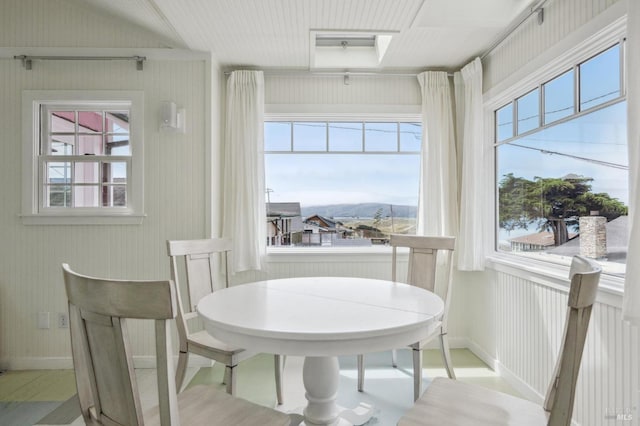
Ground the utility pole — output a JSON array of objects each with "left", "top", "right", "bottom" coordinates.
[
  {"left": 389, "top": 204, "right": 395, "bottom": 233},
  {"left": 265, "top": 188, "right": 274, "bottom": 211}
]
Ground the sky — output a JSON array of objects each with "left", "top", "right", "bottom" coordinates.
[
  {"left": 265, "top": 122, "right": 421, "bottom": 208},
  {"left": 265, "top": 153, "right": 420, "bottom": 207}
]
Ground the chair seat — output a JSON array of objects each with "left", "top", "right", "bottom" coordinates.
[
  {"left": 398, "top": 378, "right": 549, "bottom": 426},
  {"left": 145, "top": 384, "right": 290, "bottom": 426},
  {"left": 188, "top": 330, "right": 252, "bottom": 359}
]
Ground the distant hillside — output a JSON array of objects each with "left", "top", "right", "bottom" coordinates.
[{"left": 301, "top": 203, "right": 417, "bottom": 219}]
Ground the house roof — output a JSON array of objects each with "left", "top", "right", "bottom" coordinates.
[
  {"left": 549, "top": 216, "right": 628, "bottom": 262},
  {"left": 304, "top": 214, "right": 337, "bottom": 229},
  {"left": 509, "top": 232, "right": 557, "bottom": 247}
]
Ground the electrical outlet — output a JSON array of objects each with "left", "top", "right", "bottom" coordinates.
[
  {"left": 37, "top": 312, "right": 50, "bottom": 329},
  {"left": 58, "top": 312, "right": 69, "bottom": 328}
]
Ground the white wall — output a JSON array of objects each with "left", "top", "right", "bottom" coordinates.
[{"left": 0, "top": 0, "right": 214, "bottom": 369}]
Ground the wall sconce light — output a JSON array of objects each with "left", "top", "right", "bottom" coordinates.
[{"left": 159, "top": 101, "right": 186, "bottom": 133}]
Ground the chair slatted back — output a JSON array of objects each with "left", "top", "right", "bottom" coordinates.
[
  {"left": 62, "top": 263, "right": 179, "bottom": 426},
  {"left": 543, "top": 255, "right": 601, "bottom": 426},
  {"left": 167, "top": 239, "right": 231, "bottom": 314},
  {"left": 167, "top": 238, "right": 232, "bottom": 348},
  {"left": 391, "top": 235, "right": 456, "bottom": 326}
]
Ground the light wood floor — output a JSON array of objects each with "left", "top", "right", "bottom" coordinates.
[{"left": 0, "top": 349, "right": 521, "bottom": 426}]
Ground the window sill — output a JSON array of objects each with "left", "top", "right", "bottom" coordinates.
[
  {"left": 20, "top": 213, "right": 146, "bottom": 225},
  {"left": 486, "top": 252, "right": 624, "bottom": 307},
  {"left": 266, "top": 245, "right": 403, "bottom": 262}
]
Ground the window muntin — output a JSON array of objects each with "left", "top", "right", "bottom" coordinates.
[
  {"left": 265, "top": 121, "right": 292, "bottom": 151},
  {"left": 400, "top": 123, "right": 421, "bottom": 152},
  {"left": 496, "top": 103, "right": 514, "bottom": 142},
  {"left": 495, "top": 42, "right": 627, "bottom": 276},
  {"left": 40, "top": 106, "right": 131, "bottom": 210},
  {"left": 329, "top": 122, "right": 363, "bottom": 151},
  {"left": 516, "top": 89, "right": 539, "bottom": 135},
  {"left": 293, "top": 122, "right": 326, "bottom": 151},
  {"left": 579, "top": 44, "right": 621, "bottom": 111},
  {"left": 365, "top": 122, "right": 398, "bottom": 151},
  {"left": 543, "top": 69, "right": 574, "bottom": 125},
  {"left": 22, "top": 90, "right": 144, "bottom": 225},
  {"left": 265, "top": 120, "right": 421, "bottom": 247}
]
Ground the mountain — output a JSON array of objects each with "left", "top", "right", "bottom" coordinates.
[{"left": 301, "top": 203, "right": 417, "bottom": 219}]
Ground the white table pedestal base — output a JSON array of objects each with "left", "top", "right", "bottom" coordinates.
[{"left": 296, "top": 356, "right": 374, "bottom": 426}]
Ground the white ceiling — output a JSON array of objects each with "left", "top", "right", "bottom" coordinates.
[{"left": 65, "top": 0, "right": 534, "bottom": 71}]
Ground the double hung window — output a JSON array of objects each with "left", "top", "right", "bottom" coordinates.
[{"left": 22, "top": 91, "right": 144, "bottom": 225}]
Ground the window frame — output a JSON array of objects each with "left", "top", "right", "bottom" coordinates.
[
  {"left": 484, "top": 15, "right": 627, "bottom": 288},
  {"left": 264, "top": 111, "right": 422, "bottom": 252},
  {"left": 21, "top": 90, "right": 145, "bottom": 225}
]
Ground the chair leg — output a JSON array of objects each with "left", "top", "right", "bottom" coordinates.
[
  {"left": 439, "top": 333, "right": 456, "bottom": 379},
  {"left": 275, "top": 354, "right": 284, "bottom": 405},
  {"left": 357, "top": 354, "right": 364, "bottom": 392},
  {"left": 175, "top": 350, "right": 189, "bottom": 392},
  {"left": 412, "top": 348, "right": 422, "bottom": 402},
  {"left": 391, "top": 349, "right": 398, "bottom": 368},
  {"left": 224, "top": 365, "right": 237, "bottom": 395}
]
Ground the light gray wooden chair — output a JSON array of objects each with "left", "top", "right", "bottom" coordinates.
[
  {"left": 167, "top": 238, "right": 284, "bottom": 404},
  {"left": 357, "top": 234, "right": 456, "bottom": 401},
  {"left": 397, "top": 255, "right": 601, "bottom": 426},
  {"left": 61, "top": 263, "right": 290, "bottom": 426}
]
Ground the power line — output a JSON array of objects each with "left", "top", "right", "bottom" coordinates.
[{"left": 509, "top": 142, "right": 628, "bottom": 170}]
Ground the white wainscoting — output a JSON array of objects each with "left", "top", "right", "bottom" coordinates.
[{"left": 470, "top": 261, "right": 639, "bottom": 426}]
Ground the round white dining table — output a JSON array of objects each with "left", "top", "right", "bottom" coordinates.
[{"left": 197, "top": 276, "right": 444, "bottom": 426}]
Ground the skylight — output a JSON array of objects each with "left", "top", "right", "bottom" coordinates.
[{"left": 310, "top": 31, "right": 396, "bottom": 70}]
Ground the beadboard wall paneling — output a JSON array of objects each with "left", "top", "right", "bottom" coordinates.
[
  {"left": 492, "top": 271, "right": 637, "bottom": 426},
  {"left": 0, "top": 58, "right": 209, "bottom": 367},
  {"left": 265, "top": 74, "right": 421, "bottom": 107},
  {"left": 0, "top": 0, "right": 166, "bottom": 49},
  {"left": 483, "top": 0, "right": 622, "bottom": 92}
]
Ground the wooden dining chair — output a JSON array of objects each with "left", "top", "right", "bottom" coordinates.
[
  {"left": 357, "top": 234, "right": 456, "bottom": 401},
  {"left": 167, "top": 238, "right": 284, "bottom": 404},
  {"left": 61, "top": 263, "right": 290, "bottom": 426},
  {"left": 397, "top": 255, "right": 602, "bottom": 426}
]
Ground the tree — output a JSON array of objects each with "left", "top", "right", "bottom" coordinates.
[
  {"left": 498, "top": 173, "right": 628, "bottom": 246},
  {"left": 372, "top": 207, "right": 383, "bottom": 230}
]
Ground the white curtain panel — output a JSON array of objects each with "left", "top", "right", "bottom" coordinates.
[
  {"left": 623, "top": 1, "right": 640, "bottom": 324},
  {"left": 222, "top": 70, "right": 266, "bottom": 273},
  {"left": 454, "top": 58, "right": 485, "bottom": 271},
  {"left": 416, "top": 71, "right": 459, "bottom": 238}
]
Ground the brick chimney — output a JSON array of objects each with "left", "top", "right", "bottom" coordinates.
[{"left": 579, "top": 215, "right": 606, "bottom": 259}]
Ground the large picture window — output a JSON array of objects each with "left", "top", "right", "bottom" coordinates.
[
  {"left": 495, "top": 42, "right": 627, "bottom": 276},
  {"left": 264, "top": 119, "right": 421, "bottom": 247}
]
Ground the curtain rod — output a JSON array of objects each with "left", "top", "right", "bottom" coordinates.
[
  {"left": 14, "top": 55, "right": 146, "bottom": 70},
  {"left": 223, "top": 70, "right": 454, "bottom": 77},
  {"left": 480, "top": 0, "right": 548, "bottom": 60}
]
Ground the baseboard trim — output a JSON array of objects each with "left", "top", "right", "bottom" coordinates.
[
  {"left": 464, "top": 338, "right": 497, "bottom": 370},
  {"left": 0, "top": 354, "right": 214, "bottom": 370},
  {"left": 0, "top": 357, "right": 74, "bottom": 370}
]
